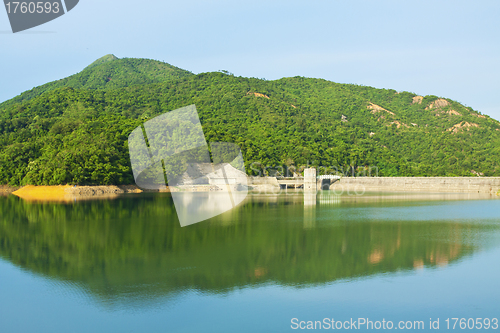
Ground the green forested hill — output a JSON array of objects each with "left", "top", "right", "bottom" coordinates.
[
  {"left": 1, "top": 56, "right": 500, "bottom": 185},
  {"left": 0, "top": 55, "right": 193, "bottom": 109}
]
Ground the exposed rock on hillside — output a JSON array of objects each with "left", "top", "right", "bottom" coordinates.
[
  {"left": 447, "top": 122, "right": 480, "bottom": 133},
  {"left": 426, "top": 98, "right": 450, "bottom": 110}
]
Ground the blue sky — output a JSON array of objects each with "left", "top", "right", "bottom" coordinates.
[{"left": 1, "top": 0, "right": 500, "bottom": 120}]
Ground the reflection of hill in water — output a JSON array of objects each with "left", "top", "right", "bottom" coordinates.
[{"left": 0, "top": 193, "right": 492, "bottom": 306}]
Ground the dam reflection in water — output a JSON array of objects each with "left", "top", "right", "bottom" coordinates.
[{"left": 0, "top": 191, "right": 499, "bottom": 309}]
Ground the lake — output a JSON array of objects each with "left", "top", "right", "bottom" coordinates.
[{"left": 0, "top": 191, "right": 499, "bottom": 332}]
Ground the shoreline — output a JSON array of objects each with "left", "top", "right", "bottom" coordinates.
[
  {"left": 4, "top": 176, "right": 500, "bottom": 202},
  {"left": 9, "top": 185, "right": 144, "bottom": 202},
  {"left": 0, "top": 185, "right": 20, "bottom": 195}
]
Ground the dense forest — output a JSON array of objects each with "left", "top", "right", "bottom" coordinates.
[{"left": 1, "top": 55, "right": 500, "bottom": 185}]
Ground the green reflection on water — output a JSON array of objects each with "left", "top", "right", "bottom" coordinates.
[{"left": 0, "top": 192, "right": 496, "bottom": 306}]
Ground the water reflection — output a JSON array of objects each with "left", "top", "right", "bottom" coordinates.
[
  {"left": 0, "top": 192, "right": 498, "bottom": 308},
  {"left": 303, "top": 192, "right": 316, "bottom": 228},
  {"left": 172, "top": 191, "right": 247, "bottom": 227}
]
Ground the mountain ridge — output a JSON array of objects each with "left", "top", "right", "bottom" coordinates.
[
  {"left": 0, "top": 55, "right": 193, "bottom": 109},
  {"left": 84, "top": 54, "right": 119, "bottom": 70}
]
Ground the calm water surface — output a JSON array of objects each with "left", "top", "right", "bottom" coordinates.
[{"left": 0, "top": 191, "right": 499, "bottom": 332}]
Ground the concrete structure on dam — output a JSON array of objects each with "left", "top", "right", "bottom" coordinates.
[{"left": 304, "top": 168, "right": 317, "bottom": 192}]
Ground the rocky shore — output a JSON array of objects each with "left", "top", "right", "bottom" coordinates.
[
  {"left": 0, "top": 185, "right": 20, "bottom": 195},
  {"left": 66, "top": 185, "right": 143, "bottom": 196}
]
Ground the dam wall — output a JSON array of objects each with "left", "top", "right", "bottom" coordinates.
[
  {"left": 247, "top": 176, "right": 280, "bottom": 191},
  {"left": 330, "top": 177, "right": 500, "bottom": 194},
  {"left": 247, "top": 177, "right": 280, "bottom": 186}
]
